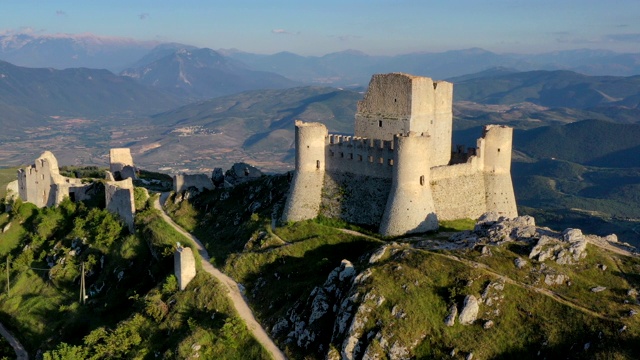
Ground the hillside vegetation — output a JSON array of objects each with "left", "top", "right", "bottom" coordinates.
[
  {"left": 0, "top": 187, "right": 268, "bottom": 358},
  {"left": 165, "top": 174, "right": 640, "bottom": 359}
]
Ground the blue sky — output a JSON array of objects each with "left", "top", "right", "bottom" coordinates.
[{"left": 2, "top": 0, "right": 640, "bottom": 55}]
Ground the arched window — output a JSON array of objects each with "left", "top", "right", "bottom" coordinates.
[
  {"left": 420, "top": 175, "right": 425, "bottom": 186},
  {"left": 316, "top": 160, "right": 320, "bottom": 169}
]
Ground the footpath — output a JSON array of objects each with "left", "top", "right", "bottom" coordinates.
[
  {"left": 0, "top": 322, "right": 28, "bottom": 359},
  {"left": 155, "top": 193, "right": 286, "bottom": 360}
]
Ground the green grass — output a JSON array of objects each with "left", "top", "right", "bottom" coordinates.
[
  {"left": 439, "top": 218, "right": 476, "bottom": 232},
  {"left": 0, "top": 168, "right": 17, "bottom": 199}
]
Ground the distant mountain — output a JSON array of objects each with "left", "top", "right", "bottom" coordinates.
[
  {"left": 514, "top": 119, "right": 640, "bottom": 165},
  {"left": 226, "top": 48, "right": 640, "bottom": 86},
  {"left": 0, "top": 60, "right": 183, "bottom": 134},
  {"left": 0, "top": 32, "right": 158, "bottom": 72},
  {"left": 121, "top": 48, "right": 299, "bottom": 100},
  {"left": 453, "top": 70, "right": 640, "bottom": 122}
]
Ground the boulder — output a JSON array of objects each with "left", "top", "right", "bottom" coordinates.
[
  {"left": 458, "top": 295, "right": 479, "bottom": 325},
  {"left": 444, "top": 304, "right": 457, "bottom": 327}
]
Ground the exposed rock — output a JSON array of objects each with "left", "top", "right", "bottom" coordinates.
[
  {"left": 2, "top": 223, "right": 10, "bottom": 233},
  {"left": 483, "top": 320, "right": 494, "bottom": 329},
  {"left": 529, "top": 229, "right": 587, "bottom": 265},
  {"left": 598, "top": 264, "right": 607, "bottom": 271},
  {"left": 458, "top": 295, "right": 479, "bottom": 325},
  {"left": 514, "top": 257, "right": 527, "bottom": 269},
  {"left": 481, "top": 246, "right": 492, "bottom": 256},
  {"left": 225, "top": 162, "right": 263, "bottom": 185},
  {"left": 591, "top": 286, "right": 607, "bottom": 293},
  {"left": 473, "top": 214, "right": 536, "bottom": 243},
  {"left": 444, "top": 304, "right": 457, "bottom": 327},
  {"left": 605, "top": 234, "right": 618, "bottom": 243},
  {"left": 628, "top": 289, "right": 638, "bottom": 297},
  {"left": 544, "top": 274, "right": 567, "bottom": 286},
  {"left": 369, "top": 244, "right": 390, "bottom": 264}
]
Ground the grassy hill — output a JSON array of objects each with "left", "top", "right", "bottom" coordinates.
[
  {"left": 162, "top": 174, "right": 640, "bottom": 359},
  {"left": 0, "top": 188, "right": 269, "bottom": 358}
]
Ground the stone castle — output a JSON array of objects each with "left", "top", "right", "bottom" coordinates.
[{"left": 282, "top": 73, "right": 517, "bottom": 236}]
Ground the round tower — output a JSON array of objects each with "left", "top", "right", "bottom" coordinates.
[
  {"left": 481, "top": 125, "right": 518, "bottom": 218},
  {"left": 379, "top": 132, "right": 438, "bottom": 236},
  {"left": 282, "top": 121, "right": 328, "bottom": 222}
]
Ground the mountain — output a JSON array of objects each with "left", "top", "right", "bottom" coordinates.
[
  {"left": 514, "top": 119, "right": 640, "bottom": 164},
  {"left": 121, "top": 48, "right": 299, "bottom": 100},
  {"left": 453, "top": 70, "right": 640, "bottom": 123},
  {"left": 0, "top": 32, "right": 158, "bottom": 72},
  {"left": 129, "top": 86, "right": 362, "bottom": 172},
  {"left": 0, "top": 60, "right": 183, "bottom": 135}
]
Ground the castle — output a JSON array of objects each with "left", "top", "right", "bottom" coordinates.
[{"left": 282, "top": 73, "right": 517, "bottom": 236}]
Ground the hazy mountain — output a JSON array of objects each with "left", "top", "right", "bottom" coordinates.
[
  {"left": 121, "top": 48, "right": 299, "bottom": 100},
  {"left": 453, "top": 70, "right": 640, "bottom": 122},
  {"left": 0, "top": 32, "right": 157, "bottom": 72},
  {"left": 0, "top": 60, "right": 183, "bottom": 133}
]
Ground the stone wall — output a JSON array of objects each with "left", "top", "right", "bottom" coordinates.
[
  {"left": 320, "top": 172, "right": 390, "bottom": 227},
  {"left": 109, "top": 148, "right": 137, "bottom": 180},
  {"left": 325, "top": 135, "right": 394, "bottom": 178},
  {"left": 430, "top": 162, "right": 487, "bottom": 221},
  {"left": 173, "top": 174, "right": 214, "bottom": 193},
  {"left": 17, "top": 151, "right": 91, "bottom": 208},
  {"left": 105, "top": 178, "right": 135, "bottom": 232},
  {"left": 174, "top": 245, "right": 196, "bottom": 291}
]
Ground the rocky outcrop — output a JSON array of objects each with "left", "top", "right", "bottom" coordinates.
[
  {"left": 458, "top": 295, "right": 479, "bottom": 325},
  {"left": 529, "top": 229, "right": 587, "bottom": 265}
]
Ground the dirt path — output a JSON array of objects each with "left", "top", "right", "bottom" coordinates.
[
  {"left": 155, "top": 194, "right": 286, "bottom": 360},
  {"left": 0, "top": 322, "right": 28, "bottom": 360}
]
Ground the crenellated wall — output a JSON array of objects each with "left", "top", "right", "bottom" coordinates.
[{"left": 325, "top": 135, "right": 394, "bottom": 178}]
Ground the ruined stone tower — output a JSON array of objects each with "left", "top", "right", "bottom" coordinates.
[{"left": 282, "top": 73, "right": 518, "bottom": 236}]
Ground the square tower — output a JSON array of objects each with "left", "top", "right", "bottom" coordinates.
[{"left": 354, "top": 73, "right": 453, "bottom": 166}]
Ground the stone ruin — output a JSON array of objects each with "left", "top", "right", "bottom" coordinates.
[
  {"left": 174, "top": 243, "right": 196, "bottom": 290},
  {"left": 109, "top": 148, "right": 137, "bottom": 180},
  {"left": 16, "top": 150, "right": 136, "bottom": 232}
]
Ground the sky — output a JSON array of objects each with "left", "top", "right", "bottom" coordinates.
[{"left": 1, "top": 0, "right": 640, "bottom": 55}]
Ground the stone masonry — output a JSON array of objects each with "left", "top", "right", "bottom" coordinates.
[
  {"left": 282, "top": 73, "right": 518, "bottom": 236},
  {"left": 174, "top": 244, "right": 196, "bottom": 290}
]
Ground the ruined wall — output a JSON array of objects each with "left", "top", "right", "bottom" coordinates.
[
  {"left": 380, "top": 133, "right": 438, "bottom": 236},
  {"left": 17, "top": 151, "right": 90, "bottom": 208},
  {"left": 109, "top": 148, "right": 137, "bottom": 180},
  {"left": 282, "top": 121, "right": 327, "bottom": 222},
  {"left": 105, "top": 178, "right": 135, "bottom": 232},
  {"left": 173, "top": 174, "right": 214, "bottom": 193},
  {"left": 174, "top": 245, "right": 196, "bottom": 291}
]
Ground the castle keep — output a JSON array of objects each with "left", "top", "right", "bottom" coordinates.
[{"left": 282, "top": 73, "right": 517, "bottom": 236}]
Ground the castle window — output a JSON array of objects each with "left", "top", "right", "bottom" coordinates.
[
  {"left": 358, "top": 154, "right": 363, "bottom": 161},
  {"left": 378, "top": 120, "right": 383, "bottom": 127},
  {"left": 349, "top": 153, "right": 353, "bottom": 160},
  {"left": 388, "top": 159, "right": 394, "bottom": 166},
  {"left": 316, "top": 160, "right": 320, "bottom": 169},
  {"left": 329, "top": 150, "right": 334, "bottom": 157},
  {"left": 498, "top": 148, "right": 501, "bottom": 152},
  {"left": 307, "top": 145, "right": 310, "bottom": 149},
  {"left": 340, "top": 152, "right": 344, "bottom": 158},
  {"left": 368, "top": 155, "right": 373, "bottom": 163},
  {"left": 420, "top": 175, "right": 425, "bottom": 186},
  {"left": 378, "top": 157, "right": 384, "bottom": 164},
  {"left": 394, "top": 98, "right": 397, "bottom": 103}
]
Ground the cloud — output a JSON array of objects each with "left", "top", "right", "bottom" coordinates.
[
  {"left": 605, "top": 33, "right": 640, "bottom": 42},
  {"left": 56, "top": 10, "right": 67, "bottom": 16},
  {"left": 271, "top": 29, "right": 299, "bottom": 35},
  {"left": 138, "top": 13, "right": 149, "bottom": 20}
]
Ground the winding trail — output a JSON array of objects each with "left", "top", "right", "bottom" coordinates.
[
  {"left": 155, "top": 193, "right": 286, "bottom": 360},
  {"left": 0, "top": 322, "right": 28, "bottom": 360}
]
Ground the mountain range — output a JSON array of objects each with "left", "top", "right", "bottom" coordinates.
[{"left": 2, "top": 32, "right": 640, "bottom": 87}]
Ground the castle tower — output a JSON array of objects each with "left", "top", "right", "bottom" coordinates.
[
  {"left": 354, "top": 73, "right": 453, "bottom": 166},
  {"left": 379, "top": 132, "right": 438, "bottom": 236},
  {"left": 281, "top": 121, "right": 328, "bottom": 222},
  {"left": 479, "top": 125, "right": 518, "bottom": 217}
]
